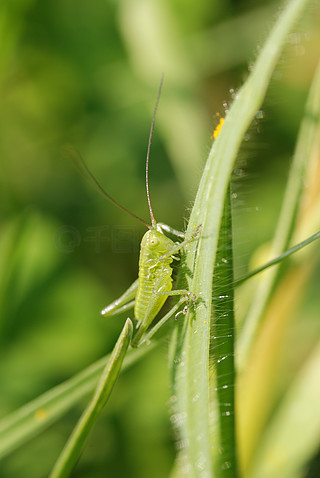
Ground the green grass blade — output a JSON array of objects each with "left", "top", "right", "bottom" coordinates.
[
  {"left": 237, "top": 57, "right": 320, "bottom": 370},
  {"left": 234, "top": 230, "right": 320, "bottom": 286},
  {"left": 171, "top": 0, "right": 313, "bottom": 476},
  {"left": 211, "top": 187, "right": 237, "bottom": 475},
  {"left": 49, "top": 319, "right": 133, "bottom": 478},
  {"left": 0, "top": 338, "right": 152, "bottom": 459}
]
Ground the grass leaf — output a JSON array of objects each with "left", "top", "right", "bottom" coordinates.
[
  {"left": 49, "top": 319, "right": 133, "bottom": 478},
  {"left": 171, "top": 0, "right": 313, "bottom": 476},
  {"left": 0, "top": 338, "right": 152, "bottom": 459}
]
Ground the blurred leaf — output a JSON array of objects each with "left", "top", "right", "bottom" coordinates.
[
  {"left": 0, "top": 213, "right": 63, "bottom": 342},
  {"left": 237, "top": 58, "right": 320, "bottom": 369},
  {"left": 0, "top": 1, "right": 319, "bottom": 477},
  {"left": 237, "top": 58, "right": 320, "bottom": 475},
  {"left": 248, "top": 341, "right": 320, "bottom": 478},
  {"left": 0, "top": 341, "right": 153, "bottom": 460}
]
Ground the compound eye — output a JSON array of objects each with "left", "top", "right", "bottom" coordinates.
[{"left": 149, "top": 236, "right": 159, "bottom": 247}]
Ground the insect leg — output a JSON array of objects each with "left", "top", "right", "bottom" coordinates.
[
  {"left": 155, "top": 289, "right": 195, "bottom": 298},
  {"left": 155, "top": 290, "right": 197, "bottom": 317},
  {"left": 132, "top": 296, "right": 189, "bottom": 348},
  {"left": 157, "top": 222, "right": 185, "bottom": 238},
  {"left": 159, "top": 225, "right": 201, "bottom": 261},
  {"left": 102, "top": 300, "right": 135, "bottom": 318},
  {"left": 101, "top": 279, "right": 138, "bottom": 318}
]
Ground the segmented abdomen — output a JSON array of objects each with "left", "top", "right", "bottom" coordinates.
[{"left": 134, "top": 260, "right": 173, "bottom": 325}]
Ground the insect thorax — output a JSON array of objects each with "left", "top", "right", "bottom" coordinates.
[{"left": 139, "top": 229, "right": 175, "bottom": 262}]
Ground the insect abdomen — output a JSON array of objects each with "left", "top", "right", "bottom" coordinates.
[
  {"left": 134, "top": 262, "right": 173, "bottom": 323},
  {"left": 134, "top": 229, "right": 175, "bottom": 329}
]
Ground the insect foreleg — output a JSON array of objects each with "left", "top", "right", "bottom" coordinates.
[
  {"left": 159, "top": 225, "right": 201, "bottom": 261},
  {"left": 157, "top": 223, "right": 185, "bottom": 238},
  {"left": 101, "top": 279, "right": 138, "bottom": 318}
]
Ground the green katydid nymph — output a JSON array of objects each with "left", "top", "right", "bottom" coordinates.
[{"left": 73, "top": 78, "right": 200, "bottom": 347}]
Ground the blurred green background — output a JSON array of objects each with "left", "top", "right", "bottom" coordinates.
[{"left": 0, "top": 0, "right": 319, "bottom": 477}]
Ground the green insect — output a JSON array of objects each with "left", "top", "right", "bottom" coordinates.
[
  {"left": 72, "top": 78, "right": 199, "bottom": 347},
  {"left": 103, "top": 223, "right": 199, "bottom": 348}
]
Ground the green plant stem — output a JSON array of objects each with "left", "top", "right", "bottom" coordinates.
[{"left": 234, "top": 230, "right": 320, "bottom": 286}]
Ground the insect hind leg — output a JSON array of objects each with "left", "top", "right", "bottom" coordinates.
[
  {"left": 154, "top": 288, "right": 197, "bottom": 321},
  {"left": 101, "top": 279, "right": 138, "bottom": 318},
  {"left": 135, "top": 295, "right": 191, "bottom": 347}
]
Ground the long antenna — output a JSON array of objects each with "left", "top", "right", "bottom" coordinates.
[
  {"left": 63, "top": 146, "right": 152, "bottom": 229},
  {"left": 146, "top": 75, "right": 164, "bottom": 228}
]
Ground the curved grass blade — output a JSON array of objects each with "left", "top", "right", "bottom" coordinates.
[
  {"left": 171, "top": 1, "right": 313, "bottom": 476},
  {"left": 0, "top": 338, "right": 153, "bottom": 459},
  {"left": 237, "top": 57, "right": 320, "bottom": 370},
  {"left": 49, "top": 319, "right": 133, "bottom": 478}
]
